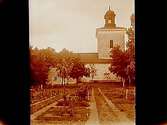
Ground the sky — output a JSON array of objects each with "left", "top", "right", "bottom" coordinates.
[{"left": 29, "top": 0, "right": 134, "bottom": 53}]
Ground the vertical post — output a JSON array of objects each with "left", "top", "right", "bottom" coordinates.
[{"left": 125, "top": 89, "right": 128, "bottom": 99}]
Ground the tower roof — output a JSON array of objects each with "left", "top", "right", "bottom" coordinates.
[{"left": 104, "top": 6, "right": 115, "bottom": 19}]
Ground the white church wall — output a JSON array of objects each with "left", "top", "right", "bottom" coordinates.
[
  {"left": 97, "top": 29, "right": 126, "bottom": 59},
  {"left": 86, "top": 64, "right": 121, "bottom": 81}
]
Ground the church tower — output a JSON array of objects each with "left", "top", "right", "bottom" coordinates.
[
  {"left": 104, "top": 6, "right": 116, "bottom": 28},
  {"left": 96, "top": 6, "right": 126, "bottom": 59}
]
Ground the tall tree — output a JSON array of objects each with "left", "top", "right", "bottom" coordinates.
[
  {"left": 89, "top": 64, "right": 96, "bottom": 80},
  {"left": 109, "top": 17, "right": 135, "bottom": 99},
  {"left": 109, "top": 46, "right": 129, "bottom": 87},
  {"left": 69, "top": 58, "right": 86, "bottom": 84},
  {"left": 109, "top": 23, "right": 135, "bottom": 87},
  {"left": 30, "top": 47, "right": 58, "bottom": 86},
  {"left": 126, "top": 26, "right": 135, "bottom": 85},
  {"left": 56, "top": 48, "right": 75, "bottom": 85}
]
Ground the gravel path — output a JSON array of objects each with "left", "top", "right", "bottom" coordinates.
[{"left": 85, "top": 88, "right": 100, "bottom": 125}]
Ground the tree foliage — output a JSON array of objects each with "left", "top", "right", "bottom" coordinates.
[
  {"left": 30, "top": 47, "right": 58, "bottom": 85},
  {"left": 109, "top": 46, "right": 129, "bottom": 80},
  {"left": 126, "top": 26, "right": 135, "bottom": 84},
  {"left": 30, "top": 47, "right": 90, "bottom": 86},
  {"left": 109, "top": 26, "right": 135, "bottom": 86},
  {"left": 89, "top": 64, "right": 96, "bottom": 80},
  {"left": 69, "top": 58, "right": 86, "bottom": 83},
  {"left": 56, "top": 49, "right": 76, "bottom": 85}
]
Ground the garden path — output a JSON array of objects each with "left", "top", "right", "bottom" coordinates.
[{"left": 85, "top": 88, "right": 100, "bottom": 125}]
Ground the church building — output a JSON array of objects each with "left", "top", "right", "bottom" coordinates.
[
  {"left": 77, "top": 6, "right": 126, "bottom": 81},
  {"left": 48, "top": 7, "right": 134, "bottom": 84}
]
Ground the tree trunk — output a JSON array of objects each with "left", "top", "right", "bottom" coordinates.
[
  {"left": 125, "top": 88, "right": 128, "bottom": 99},
  {"left": 125, "top": 76, "right": 131, "bottom": 100},
  {"left": 40, "top": 84, "right": 43, "bottom": 89},
  {"left": 128, "top": 75, "right": 131, "bottom": 87},
  {"left": 121, "top": 78, "right": 125, "bottom": 98},
  {"left": 76, "top": 78, "right": 79, "bottom": 84},
  {"left": 63, "top": 78, "right": 65, "bottom": 86},
  {"left": 62, "top": 77, "right": 65, "bottom": 86},
  {"left": 122, "top": 78, "right": 125, "bottom": 88},
  {"left": 61, "top": 77, "right": 63, "bottom": 85}
]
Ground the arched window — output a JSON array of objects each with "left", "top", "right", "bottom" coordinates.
[{"left": 110, "top": 40, "right": 113, "bottom": 48}]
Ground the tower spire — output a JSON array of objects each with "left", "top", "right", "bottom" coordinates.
[{"left": 104, "top": 5, "right": 116, "bottom": 28}]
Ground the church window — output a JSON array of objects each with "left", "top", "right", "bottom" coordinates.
[{"left": 110, "top": 40, "right": 113, "bottom": 48}]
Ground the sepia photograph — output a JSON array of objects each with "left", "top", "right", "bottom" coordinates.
[{"left": 29, "top": 0, "right": 135, "bottom": 125}]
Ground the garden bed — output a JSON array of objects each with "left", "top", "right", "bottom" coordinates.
[
  {"left": 101, "top": 87, "right": 135, "bottom": 121},
  {"left": 32, "top": 86, "right": 91, "bottom": 125},
  {"left": 35, "top": 106, "right": 90, "bottom": 122}
]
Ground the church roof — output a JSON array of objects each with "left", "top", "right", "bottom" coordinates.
[
  {"left": 74, "top": 53, "right": 111, "bottom": 64},
  {"left": 97, "top": 27, "right": 126, "bottom": 30},
  {"left": 104, "top": 6, "right": 115, "bottom": 19}
]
